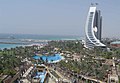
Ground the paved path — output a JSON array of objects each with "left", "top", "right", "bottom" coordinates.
[
  {"left": 80, "top": 75, "right": 106, "bottom": 83},
  {"left": 49, "top": 67, "right": 71, "bottom": 82},
  {"left": 108, "top": 60, "right": 119, "bottom": 83},
  {"left": 48, "top": 77, "right": 56, "bottom": 83},
  {"left": 46, "top": 66, "right": 71, "bottom": 83}
]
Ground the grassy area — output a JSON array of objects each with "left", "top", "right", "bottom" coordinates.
[{"left": 0, "top": 52, "right": 2, "bottom": 55}]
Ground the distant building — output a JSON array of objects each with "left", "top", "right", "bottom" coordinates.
[
  {"left": 110, "top": 41, "right": 120, "bottom": 48},
  {"left": 85, "top": 5, "right": 106, "bottom": 49}
]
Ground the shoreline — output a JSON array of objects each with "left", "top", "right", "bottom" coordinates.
[
  {"left": 0, "top": 42, "right": 26, "bottom": 44},
  {"left": 0, "top": 39, "right": 81, "bottom": 49}
]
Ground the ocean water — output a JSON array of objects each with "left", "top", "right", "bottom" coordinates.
[
  {"left": 0, "top": 44, "right": 22, "bottom": 49},
  {"left": 0, "top": 33, "right": 82, "bottom": 49},
  {"left": 0, "top": 33, "right": 81, "bottom": 40}
]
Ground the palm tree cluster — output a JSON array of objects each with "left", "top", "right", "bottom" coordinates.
[
  {"left": 57, "top": 56, "right": 110, "bottom": 81},
  {"left": 48, "top": 40, "right": 84, "bottom": 53},
  {"left": 0, "top": 46, "right": 36, "bottom": 76}
]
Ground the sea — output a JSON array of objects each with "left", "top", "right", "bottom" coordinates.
[{"left": 0, "top": 33, "right": 82, "bottom": 49}]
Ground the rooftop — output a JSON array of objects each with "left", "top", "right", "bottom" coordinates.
[{"left": 111, "top": 41, "right": 120, "bottom": 44}]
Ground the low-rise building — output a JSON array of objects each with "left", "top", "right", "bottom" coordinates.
[{"left": 110, "top": 41, "right": 120, "bottom": 48}]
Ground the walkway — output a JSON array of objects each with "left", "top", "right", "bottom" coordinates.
[
  {"left": 46, "top": 66, "right": 71, "bottom": 83},
  {"left": 108, "top": 60, "right": 119, "bottom": 83},
  {"left": 79, "top": 75, "right": 106, "bottom": 83},
  {"left": 48, "top": 77, "right": 56, "bottom": 83}
]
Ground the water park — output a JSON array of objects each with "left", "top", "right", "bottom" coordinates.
[
  {"left": 32, "top": 54, "right": 64, "bottom": 63},
  {"left": 20, "top": 64, "right": 49, "bottom": 83}
]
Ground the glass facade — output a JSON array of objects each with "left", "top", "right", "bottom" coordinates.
[{"left": 85, "top": 6, "right": 105, "bottom": 48}]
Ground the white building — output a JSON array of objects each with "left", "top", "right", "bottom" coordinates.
[{"left": 85, "top": 6, "right": 106, "bottom": 49}]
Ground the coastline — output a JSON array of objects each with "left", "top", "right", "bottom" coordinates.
[{"left": 0, "top": 34, "right": 81, "bottom": 49}]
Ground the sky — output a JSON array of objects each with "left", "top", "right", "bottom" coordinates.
[{"left": 0, "top": 0, "right": 120, "bottom": 37}]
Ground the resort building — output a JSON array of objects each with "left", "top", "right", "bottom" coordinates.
[
  {"left": 110, "top": 41, "right": 120, "bottom": 48},
  {"left": 85, "top": 5, "right": 106, "bottom": 49}
]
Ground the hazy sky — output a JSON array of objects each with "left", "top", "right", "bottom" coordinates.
[{"left": 0, "top": 0, "right": 120, "bottom": 37}]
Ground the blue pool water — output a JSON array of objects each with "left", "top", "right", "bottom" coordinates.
[
  {"left": 34, "top": 71, "right": 46, "bottom": 83},
  {"left": 33, "top": 54, "right": 64, "bottom": 63}
]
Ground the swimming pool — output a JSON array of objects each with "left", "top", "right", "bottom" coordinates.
[
  {"left": 33, "top": 54, "right": 64, "bottom": 63},
  {"left": 34, "top": 71, "right": 46, "bottom": 83}
]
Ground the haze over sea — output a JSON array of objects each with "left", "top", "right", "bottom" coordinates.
[{"left": 0, "top": 33, "right": 81, "bottom": 49}]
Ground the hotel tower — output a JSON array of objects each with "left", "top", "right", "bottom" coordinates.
[{"left": 85, "top": 6, "right": 105, "bottom": 48}]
